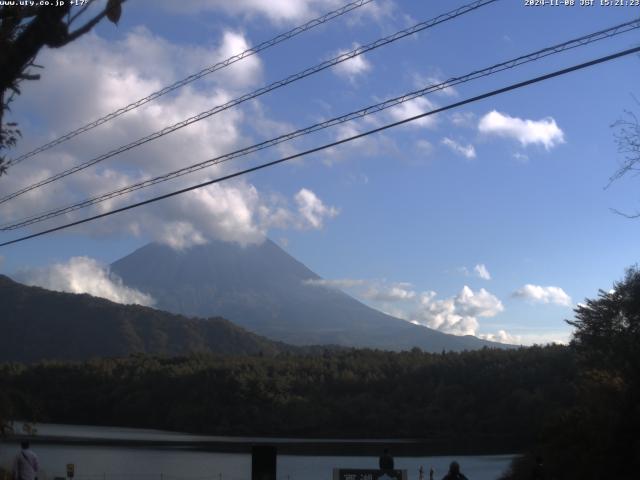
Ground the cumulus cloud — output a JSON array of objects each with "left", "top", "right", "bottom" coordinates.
[
  {"left": 410, "top": 286, "right": 504, "bottom": 336},
  {"left": 294, "top": 188, "right": 339, "bottom": 229},
  {"left": 332, "top": 45, "right": 372, "bottom": 83},
  {"left": 479, "top": 329, "right": 521, "bottom": 345},
  {"left": 441, "top": 137, "right": 476, "bottom": 159},
  {"left": 478, "top": 110, "right": 565, "bottom": 149},
  {"left": 512, "top": 284, "right": 572, "bottom": 307},
  {"left": 17, "top": 257, "right": 155, "bottom": 306},
  {"left": 303, "top": 275, "right": 505, "bottom": 337},
  {"left": 3, "top": 28, "right": 339, "bottom": 249}
]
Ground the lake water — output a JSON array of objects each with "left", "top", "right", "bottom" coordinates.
[{"left": 0, "top": 424, "right": 516, "bottom": 480}]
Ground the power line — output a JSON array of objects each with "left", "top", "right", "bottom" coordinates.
[
  {"left": 2, "top": 17, "right": 638, "bottom": 232},
  {"left": 6, "top": 0, "right": 375, "bottom": 167},
  {"left": 2, "top": 44, "right": 638, "bottom": 248},
  {"left": 0, "top": 0, "right": 498, "bottom": 206}
]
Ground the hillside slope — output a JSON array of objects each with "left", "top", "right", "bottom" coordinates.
[{"left": 0, "top": 275, "right": 291, "bottom": 362}]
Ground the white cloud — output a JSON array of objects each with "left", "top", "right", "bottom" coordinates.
[
  {"left": 474, "top": 264, "right": 491, "bottom": 280},
  {"left": 484, "top": 329, "right": 571, "bottom": 346},
  {"left": 388, "top": 97, "right": 437, "bottom": 128},
  {"left": 454, "top": 286, "right": 504, "bottom": 318},
  {"left": 4, "top": 28, "right": 338, "bottom": 249},
  {"left": 478, "top": 110, "right": 565, "bottom": 149},
  {"left": 17, "top": 257, "right": 155, "bottom": 306},
  {"left": 441, "top": 137, "right": 476, "bottom": 159},
  {"left": 512, "top": 284, "right": 572, "bottom": 307},
  {"left": 304, "top": 278, "right": 366, "bottom": 289},
  {"left": 212, "top": 30, "right": 265, "bottom": 89},
  {"left": 303, "top": 276, "right": 505, "bottom": 337},
  {"left": 479, "top": 329, "right": 521, "bottom": 345},
  {"left": 332, "top": 44, "right": 372, "bottom": 83},
  {"left": 411, "top": 286, "right": 504, "bottom": 336},
  {"left": 156, "top": 0, "right": 395, "bottom": 25},
  {"left": 294, "top": 188, "right": 339, "bottom": 229}
]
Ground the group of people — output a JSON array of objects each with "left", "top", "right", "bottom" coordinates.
[
  {"left": 379, "top": 449, "right": 469, "bottom": 480},
  {"left": 11, "top": 442, "right": 546, "bottom": 480}
]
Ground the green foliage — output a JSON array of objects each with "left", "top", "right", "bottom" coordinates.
[{"left": 0, "top": 345, "right": 576, "bottom": 450}]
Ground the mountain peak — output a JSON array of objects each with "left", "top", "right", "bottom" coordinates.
[{"left": 111, "top": 239, "right": 505, "bottom": 352}]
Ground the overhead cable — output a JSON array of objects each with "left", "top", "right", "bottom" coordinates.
[
  {"left": 6, "top": 0, "right": 375, "bottom": 167},
  {"left": 0, "top": 0, "right": 498, "bottom": 205},
  {"left": 2, "top": 44, "right": 639, "bottom": 248},
  {"left": 2, "top": 17, "right": 639, "bottom": 231}
]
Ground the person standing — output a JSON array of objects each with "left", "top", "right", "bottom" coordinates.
[
  {"left": 379, "top": 448, "right": 394, "bottom": 470},
  {"left": 13, "top": 441, "right": 39, "bottom": 480},
  {"left": 441, "top": 461, "right": 468, "bottom": 480}
]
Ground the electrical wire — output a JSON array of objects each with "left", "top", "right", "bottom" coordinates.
[
  {"left": 5, "top": 0, "right": 375, "bottom": 167},
  {"left": 0, "top": 0, "right": 499, "bottom": 206},
  {"left": 2, "top": 17, "right": 638, "bottom": 232},
  {"left": 2, "top": 44, "right": 638, "bottom": 248}
]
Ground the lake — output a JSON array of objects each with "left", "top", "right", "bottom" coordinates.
[{"left": 0, "top": 424, "right": 516, "bottom": 480}]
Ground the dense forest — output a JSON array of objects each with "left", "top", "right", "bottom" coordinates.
[{"left": 1, "top": 345, "right": 575, "bottom": 450}]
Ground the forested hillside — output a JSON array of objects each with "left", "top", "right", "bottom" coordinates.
[
  {"left": 0, "top": 275, "right": 293, "bottom": 361},
  {"left": 0, "top": 345, "right": 576, "bottom": 450}
]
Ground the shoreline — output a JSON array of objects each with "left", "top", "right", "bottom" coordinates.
[{"left": 2, "top": 434, "right": 522, "bottom": 457}]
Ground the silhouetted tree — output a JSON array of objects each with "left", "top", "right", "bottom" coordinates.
[
  {"left": 503, "top": 268, "right": 640, "bottom": 480},
  {"left": 568, "top": 266, "right": 640, "bottom": 380},
  {"left": 0, "top": 0, "right": 125, "bottom": 175},
  {"left": 609, "top": 98, "right": 640, "bottom": 217}
]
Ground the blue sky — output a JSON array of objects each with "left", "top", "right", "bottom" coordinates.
[{"left": 1, "top": 0, "right": 639, "bottom": 344}]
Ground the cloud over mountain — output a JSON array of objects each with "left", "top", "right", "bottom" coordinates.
[
  {"left": 16, "top": 257, "right": 154, "bottom": 306},
  {"left": 5, "top": 27, "right": 337, "bottom": 249}
]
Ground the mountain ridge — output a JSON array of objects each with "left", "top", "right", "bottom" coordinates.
[
  {"left": 110, "top": 239, "right": 507, "bottom": 351},
  {"left": 0, "top": 274, "right": 300, "bottom": 363}
]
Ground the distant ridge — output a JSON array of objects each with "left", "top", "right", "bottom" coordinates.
[
  {"left": 111, "top": 239, "right": 507, "bottom": 352},
  {"left": 0, "top": 274, "right": 295, "bottom": 363}
]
